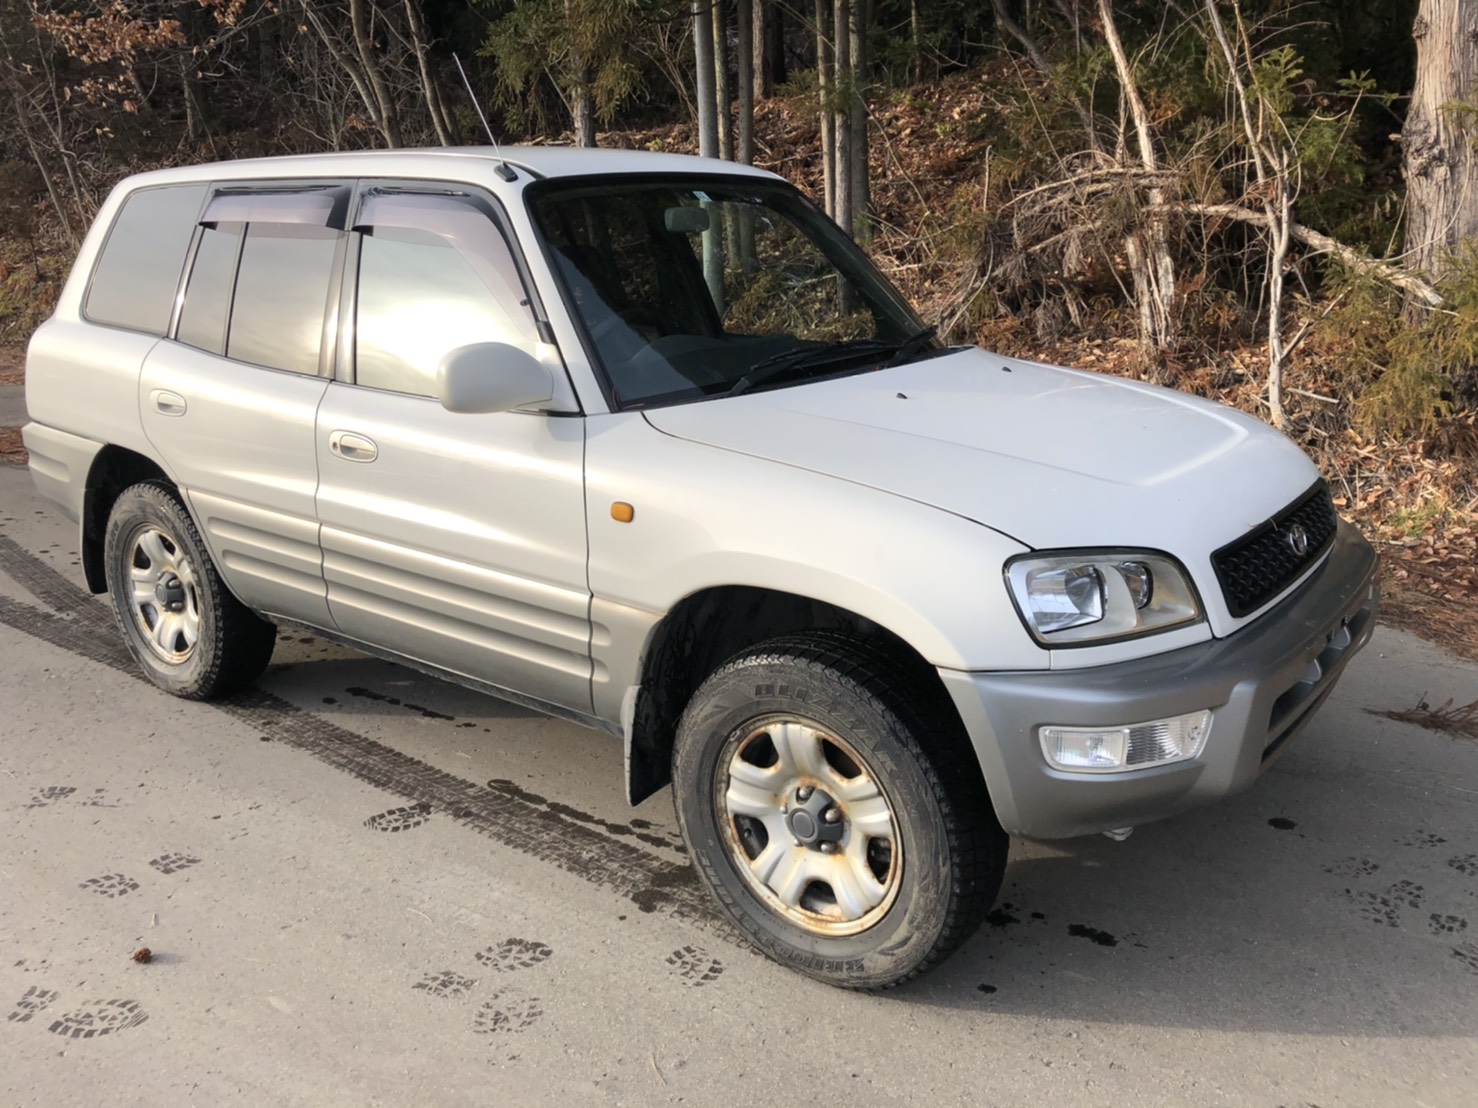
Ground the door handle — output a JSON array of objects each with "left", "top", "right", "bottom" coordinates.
[
  {"left": 150, "top": 389, "right": 188, "bottom": 417},
  {"left": 328, "top": 430, "right": 378, "bottom": 463}
]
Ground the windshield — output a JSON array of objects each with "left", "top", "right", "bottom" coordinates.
[{"left": 528, "top": 178, "right": 932, "bottom": 409}]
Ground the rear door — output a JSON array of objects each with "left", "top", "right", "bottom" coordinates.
[
  {"left": 139, "top": 184, "right": 349, "bottom": 625},
  {"left": 313, "top": 185, "right": 593, "bottom": 713}
]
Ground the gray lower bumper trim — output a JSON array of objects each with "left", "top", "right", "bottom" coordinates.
[{"left": 942, "top": 521, "right": 1380, "bottom": 839}]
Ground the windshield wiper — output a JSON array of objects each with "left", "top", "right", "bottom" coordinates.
[
  {"left": 882, "top": 325, "right": 937, "bottom": 367},
  {"left": 723, "top": 337, "right": 902, "bottom": 398}
]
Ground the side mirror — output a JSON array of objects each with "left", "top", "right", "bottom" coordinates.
[{"left": 437, "top": 342, "right": 555, "bottom": 414}]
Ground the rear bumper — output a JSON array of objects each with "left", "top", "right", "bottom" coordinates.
[
  {"left": 22, "top": 422, "right": 104, "bottom": 524},
  {"left": 941, "top": 521, "right": 1380, "bottom": 839}
]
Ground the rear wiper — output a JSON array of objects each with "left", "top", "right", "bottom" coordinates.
[{"left": 723, "top": 337, "right": 901, "bottom": 398}]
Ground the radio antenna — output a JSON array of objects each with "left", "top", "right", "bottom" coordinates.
[{"left": 453, "top": 53, "right": 517, "bottom": 182}]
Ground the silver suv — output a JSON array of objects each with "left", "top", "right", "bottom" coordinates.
[{"left": 25, "top": 147, "right": 1379, "bottom": 988}]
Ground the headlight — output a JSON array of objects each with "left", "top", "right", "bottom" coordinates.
[{"left": 1005, "top": 550, "right": 1202, "bottom": 645}]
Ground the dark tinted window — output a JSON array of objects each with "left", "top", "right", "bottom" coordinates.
[
  {"left": 84, "top": 184, "right": 207, "bottom": 334},
  {"left": 176, "top": 222, "right": 242, "bottom": 355},
  {"left": 530, "top": 180, "right": 926, "bottom": 408},
  {"left": 354, "top": 195, "right": 537, "bottom": 397},
  {"left": 227, "top": 223, "right": 339, "bottom": 375}
]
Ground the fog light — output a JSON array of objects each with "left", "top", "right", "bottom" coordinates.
[{"left": 1040, "top": 710, "right": 1212, "bottom": 773}]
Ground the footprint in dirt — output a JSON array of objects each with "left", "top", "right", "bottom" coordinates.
[
  {"left": 666, "top": 945, "right": 725, "bottom": 987},
  {"left": 364, "top": 803, "right": 432, "bottom": 833},
  {"left": 1449, "top": 854, "right": 1478, "bottom": 878},
  {"left": 412, "top": 971, "right": 479, "bottom": 999},
  {"left": 1429, "top": 913, "right": 1469, "bottom": 936},
  {"left": 46, "top": 999, "right": 149, "bottom": 1040},
  {"left": 7, "top": 987, "right": 58, "bottom": 1023},
  {"left": 79, "top": 874, "right": 140, "bottom": 899},
  {"left": 1453, "top": 943, "right": 1478, "bottom": 975},
  {"left": 1323, "top": 856, "right": 1380, "bottom": 879},
  {"left": 1401, "top": 831, "right": 1449, "bottom": 849},
  {"left": 471, "top": 989, "right": 544, "bottom": 1035},
  {"left": 148, "top": 853, "right": 201, "bottom": 876},
  {"left": 474, "top": 938, "right": 553, "bottom": 973},
  {"left": 1343, "top": 879, "right": 1425, "bottom": 928},
  {"left": 23, "top": 786, "right": 76, "bottom": 810}
]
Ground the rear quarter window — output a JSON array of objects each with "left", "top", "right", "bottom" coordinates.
[{"left": 84, "top": 184, "right": 208, "bottom": 334}]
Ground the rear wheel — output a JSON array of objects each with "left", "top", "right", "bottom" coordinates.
[
  {"left": 672, "top": 633, "right": 1007, "bottom": 989},
  {"left": 103, "top": 481, "right": 276, "bottom": 699}
]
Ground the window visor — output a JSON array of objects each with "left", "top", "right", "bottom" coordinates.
[{"left": 201, "top": 186, "right": 350, "bottom": 229}]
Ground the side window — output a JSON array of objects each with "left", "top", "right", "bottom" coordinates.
[
  {"left": 176, "top": 222, "right": 242, "bottom": 355},
  {"left": 353, "top": 193, "right": 538, "bottom": 398},
  {"left": 84, "top": 183, "right": 207, "bottom": 334},
  {"left": 226, "top": 223, "right": 339, "bottom": 375}
]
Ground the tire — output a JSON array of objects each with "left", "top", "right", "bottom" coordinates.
[
  {"left": 671, "top": 632, "right": 1008, "bottom": 989},
  {"left": 103, "top": 480, "right": 276, "bottom": 699}
]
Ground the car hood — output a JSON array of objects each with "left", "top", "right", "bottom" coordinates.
[{"left": 642, "top": 346, "right": 1319, "bottom": 556}]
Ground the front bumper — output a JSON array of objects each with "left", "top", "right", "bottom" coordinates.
[{"left": 941, "top": 521, "right": 1380, "bottom": 839}]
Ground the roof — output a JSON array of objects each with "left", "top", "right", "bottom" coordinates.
[{"left": 115, "top": 145, "right": 782, "bottom": 192}]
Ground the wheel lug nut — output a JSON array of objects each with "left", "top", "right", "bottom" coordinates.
[
  {"left": 818, "top": 842, "right": 837, "bottom": 854},
  {"left": 823, "top": 806, "right": 841, "bottom": 823},
  {"left": 796, "top": 786, "right": 813, "bottom": 802}
]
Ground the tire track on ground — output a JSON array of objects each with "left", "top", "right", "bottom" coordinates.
[{"left": 0, "top": 531, "right": 727, "bottom": 933}]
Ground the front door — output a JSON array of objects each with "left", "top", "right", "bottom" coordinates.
[{"left": 313, "top": 186, "right": 592, "bottom": 713}]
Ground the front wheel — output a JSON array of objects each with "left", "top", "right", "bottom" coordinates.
[
  {"left": 103, "top": 481, "right": 276, "bottom": 699},
  {"left": 672, "top": 633, "right": 1007, "bottom": 989}
]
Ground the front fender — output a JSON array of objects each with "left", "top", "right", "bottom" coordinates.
[{"left": 583, "top": 410, "right": 1040, "bottom": 728}]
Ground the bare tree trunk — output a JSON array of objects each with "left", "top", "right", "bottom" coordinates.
[
  {"left": 910, "top": 0, "right": 922, "bottom": 82},
  {"left": 1403, "top": 0, "right": 1478, "bottom": 281},
  {"left": 1097, "top": 0, "right": 1174, "bottom": 351},
  {"left": 349, "top": 0, "right": 402, "bottom": 146},
  {"left": 1202, "top": 0, "right": 1304, "bottom": 426},
  {"left": 693, "top": 0, "right": 719, "bottom": 158},
  {"left": 849, "top": 0, "right": 870, "bottom": 241},
  {"left": 1264, "top": 153, "right": 1293, "bottom": 429},
  {"left": 694, "top": 0, "right": 724, "bottom": 310},
  {"left": 737, "top": 0, "right": 755, "bottom": 165},
  {"left": 404, "top": 0, "right": 451, "bottom": 146},
  {"left": 832, "top": 0, "right": 853, "bottom": 237},
  {"left": 714, "top": 0, "right": 734, "bottom": 160},
  {"left": 766, "top": 0, "right": 786, "bottom": 88},
  {"left": 815, "top": 0, "right": 835, "bottom": 217},
  {"left": 564, "top": 0, "right": 596, "bottom": 146},
  {"left": 752, "top": 0, "right": 771, "bottom": 100}
]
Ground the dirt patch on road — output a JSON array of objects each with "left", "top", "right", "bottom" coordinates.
[
  {"left": 0, "top": 344, "right": 23, "bottom": 386},
  {"left": 0, "top": 427, "right": 25, "bottom": 466}
]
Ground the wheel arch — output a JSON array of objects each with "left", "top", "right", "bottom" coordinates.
[
  {"left": 80, "top": 445, "right": 173, "bottom": 593},
  {"left": 625, "top": 584, "right": 982, "bottom": 807}
]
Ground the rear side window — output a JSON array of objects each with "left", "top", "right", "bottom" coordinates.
[
  {"left": 176, "top": 222, "right": 242, "bottom": 355},
  {"left": 226, "top": 223, "right": 339, "bottom": 375},
  {"left": 84, "top": 184, "right": 207, "bottom": 334}
]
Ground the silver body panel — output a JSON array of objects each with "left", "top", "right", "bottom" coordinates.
[
  {"left": 140, "top": 341, "right": 332, "bottom": 625},
  {"left": 313, "top": 382, "right": 593, "bottom": 714}
]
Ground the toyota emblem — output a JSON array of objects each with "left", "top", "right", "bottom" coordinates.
[{"left": 1286, "top": 523, "right": 1310, "bottom": 557}]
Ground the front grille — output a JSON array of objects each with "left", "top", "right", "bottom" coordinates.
[{"left": 1212, "top": 482, "right": 1339, "bottom": 617}]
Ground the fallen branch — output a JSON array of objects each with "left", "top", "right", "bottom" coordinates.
[
  {"left": 1150, "top": 200, "right": 1444, "bottom": 307},
  {"left": 1367, "top": 696, "right": 1478, "bottom": 741}
]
